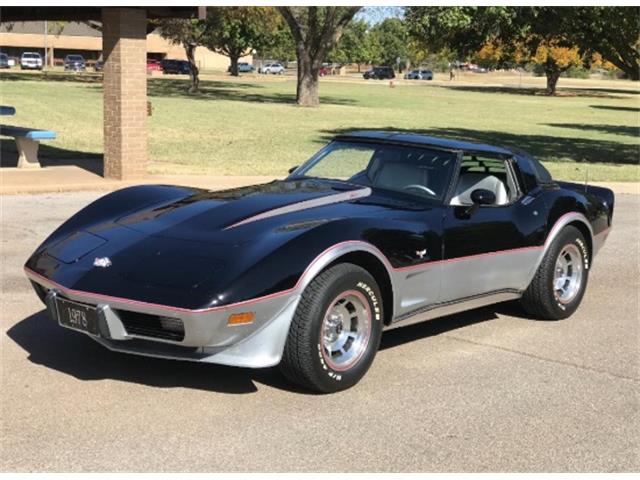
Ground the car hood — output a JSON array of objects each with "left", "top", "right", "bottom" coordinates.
[
  {"left": 113, "top": 179, "right": 372, "bottom": 243},
  {"left": 28, "top": 179, "right": 436, "bottom": 308}
]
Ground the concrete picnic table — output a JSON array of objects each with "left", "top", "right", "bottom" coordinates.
[{"left": 0, "top": 105, "right": 57, "bottom": 168}]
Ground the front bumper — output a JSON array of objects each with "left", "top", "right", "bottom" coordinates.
[{"left": 26, "top": 268, "right": 300, "bottom": 368}]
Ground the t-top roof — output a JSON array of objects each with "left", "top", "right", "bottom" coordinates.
[{"left": 335, "top": 130, "right": 514, "bottom": 156}]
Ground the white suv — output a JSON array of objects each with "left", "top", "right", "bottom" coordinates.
[
  {"left": 20, "top": 52, "right": 43, "bottom": 70},
  {"left": 260, "top": 63, "right": 285, "bottom": 75}
]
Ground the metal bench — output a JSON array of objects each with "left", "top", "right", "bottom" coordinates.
[{"left": 0, "top": 125, "right": 57, "bottom": 168}]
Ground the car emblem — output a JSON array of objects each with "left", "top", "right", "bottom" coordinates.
[
  {"left": 415, "top": 249, "right": 427, "bottom": 259},
  {"left": 93, "top": 257, "right": 112, "bottom": 268}
]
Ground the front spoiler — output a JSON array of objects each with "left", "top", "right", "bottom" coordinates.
[{"left": 27, "top": 267, "right": 300, "bottom": 368}]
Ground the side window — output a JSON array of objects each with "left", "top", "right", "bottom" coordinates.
[{"left": 450, "top": 155, "right": 521, "bottom": 206}]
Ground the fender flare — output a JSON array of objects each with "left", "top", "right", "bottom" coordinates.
[
  {"left": 294, "top": 240, "right": 396, "bottom": 299},
  {"left": 527, "top": 212, "right": 593, "bottom": 283}
]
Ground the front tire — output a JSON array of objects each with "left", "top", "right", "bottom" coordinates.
[
  {"left": 280, "top": 263, "right": 384, "bottom": 393},
  {"left": 521, "top": 225, "right": 590, "bottom": 320}
]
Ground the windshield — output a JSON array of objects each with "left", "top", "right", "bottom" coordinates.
[
  {"left": 67, "top": 55, "right": 84, "bottom": 61},
  {"left": 23, "top": 53, "right": 40, "bottom": 59},
  {"left": 290, "top": 140, "right": 458, "bottom": 201}
]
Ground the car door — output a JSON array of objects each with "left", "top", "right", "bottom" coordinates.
[{"left": 440, "top": 154, "right": 548, "bottom": 302}]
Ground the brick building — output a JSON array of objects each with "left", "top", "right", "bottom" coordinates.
[{"left": 0, "top": 20, "right": 251, "bottom": 70}]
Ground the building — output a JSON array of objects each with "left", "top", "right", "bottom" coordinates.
[{"left": 0, "top": 21, "right": 251, "bottom": 70}]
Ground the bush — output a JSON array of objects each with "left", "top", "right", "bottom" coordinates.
[
  {"left": 563, "top": 66, "right": 590, "bottom": 79},
  {"left": 531, "top": 63, "right": 545, "bottom": 77}
]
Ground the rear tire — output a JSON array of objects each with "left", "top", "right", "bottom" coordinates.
[
  {"left": 280, "top": 263, "right": 384, "bottom": 393},
  {"left": 521, "top": 225, "right": 590, "bottom": 320}
]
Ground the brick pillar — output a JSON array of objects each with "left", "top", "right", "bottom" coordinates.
[{"left": 102, "top": 8, "right": 147, "bottom": 180}]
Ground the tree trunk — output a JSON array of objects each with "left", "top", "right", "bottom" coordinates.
[
  {"left": 620, "top": 60, "right": 640, "bottom": 81},
  {"left": 597, "top": 45, "right": 640, "bottom": 81},
  {"left": 229, "top": 54, "right": 240, "bottom": 77},
  {"left": 296, "top": 48, "right": 320, "bottom": 106},
  {"left": 184, "top": 42, "right": 199, "bottom": 93},
  {"left": 545, "top": 67, "right": 561, "bottom": 95}
]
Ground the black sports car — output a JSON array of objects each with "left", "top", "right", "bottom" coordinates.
[{"left": 25, "top": 131, "right": 614, "bottom": 393}]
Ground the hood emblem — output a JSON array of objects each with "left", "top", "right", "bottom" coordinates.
[
  {"left": 415, "top": 249, "right": 427, "bottom": 259},
  {"left": 93, "top": 257, "right": 112, "bottom": 268}
]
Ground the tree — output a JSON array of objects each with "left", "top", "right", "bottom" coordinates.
[
  {"left": 407, "top": 7, "right": 582, "bottom": 94},
  {"left": 155, "top": 19, "right": 210, "bottom": 93},
  {"left": 328, "top": 19, "right": 370, "bottom": 71},
  {"left": 407, "top": 7, "right": 640, "bottom": 93},
  {"left": 406, "top": 7, "right": 516, "bottom": 60},
  {"left": 277, "top": 7, "right": 361, "bottom": 106},
  {"left": 564, "top": 7, "right": 640, "bottom": 81},
  {"left": 204, "top": 7, "right": 280, "bottom": 76},
  {"left": 257, "top": 19, "right": 297, "bottom": 65},
  {"left": 531, "top": 42, "right": 583, "bottom": 93},
  {"left": 369, "top": 18, "right": 410, "bottom": 71}
]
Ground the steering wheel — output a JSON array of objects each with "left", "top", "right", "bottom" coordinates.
[{"left": 403, "top": 184, "right": 436, "bottom": 196}]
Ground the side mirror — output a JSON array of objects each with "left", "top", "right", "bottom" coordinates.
[
  {"left": 288, "top": 165, "right": 299, "bottom": 174},
  {"left": 470, "top": 188, "right": 496, "bottom": 206}
]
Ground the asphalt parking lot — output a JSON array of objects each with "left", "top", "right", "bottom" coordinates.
[{"left": 1, "top": 191, "right": 638, "bottom": 472}]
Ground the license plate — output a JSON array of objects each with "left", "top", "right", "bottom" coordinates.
[{"left": 55, "top": 297, "right": 100, "bottom": 336}]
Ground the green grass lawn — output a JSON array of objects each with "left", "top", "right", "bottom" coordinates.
[{"left": 1, "top": 71, "right": 638, "bottom": 181}]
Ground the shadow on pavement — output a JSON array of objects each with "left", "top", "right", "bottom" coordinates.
[
  {"left": 380, "top": 304, "right": 501, "bottom": 351},
  {"left": 0, "top": 139, "right": 103, "bottom": 174},
  {"left": 7, "top": 303, "right": 522, "bottom": 394},
  {"left": 6, "top": 310, "right": 283, "bottom": 395}
]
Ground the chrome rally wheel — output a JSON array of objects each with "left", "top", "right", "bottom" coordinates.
[
  {"left": 522, "top": 225, "right": 590, "bottom": 320},
  {"left": 321, "top": 290, "right": 372, "bottom": 371},
  {"left": 280, "top": 263, "right": 383, "bottom": 393},
  {"left": 553, "top": 244, "right": 584, "bottom": 304}
]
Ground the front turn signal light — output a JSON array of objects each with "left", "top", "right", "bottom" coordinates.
[{"left": 227, "top": 312, "right": 255, "bottom": 326}]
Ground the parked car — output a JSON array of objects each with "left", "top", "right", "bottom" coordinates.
[
  {"left": 0, "top": 53, "right": 10, "bottom": 69},
  {"left": 319, "top": 65, "right": 331, "bottom": 76},
  {"left": 363, "top": 66, "right": 395, "bottom": 80},
  {"left": 64, "top": 54, "right": 86, "bottom": 72},
  {"left": 20, "top": 52, "right": 43, "bottom": 70},
  {"left": 404, "top": 69, "right": 433, "bottom": 80},
  {"left": 146, "top": 59, "right": 162, "bottom": 72},
  {"left": 260, "top": 63, "right": 285, "bottom": 74},
  {"left": 161, "top": 59, "right": 191, "bottom": 75},
  {"left": 228, "top": 62, "right": 254, "bottom": 73},
  {"left": 24, "top": 130, "right": 614, "bottom": 393},
  {"left": 93, "top": 60, "right": 104, "bottom": 72}
]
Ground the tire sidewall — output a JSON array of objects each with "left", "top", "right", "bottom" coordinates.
[
  {"left": 546, "top": 227, "right": 590, "bottom": 317},
  {"left": 310, "top": 268, "right": 383, "bottom": 392}
]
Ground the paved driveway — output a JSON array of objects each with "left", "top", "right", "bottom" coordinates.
[{"left": 1, "top": 191, "right": 638, "bottom": 472}]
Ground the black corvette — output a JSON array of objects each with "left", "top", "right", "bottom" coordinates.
[{"left": 25, "top": 131, "right": 614, "bottom": 392}]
